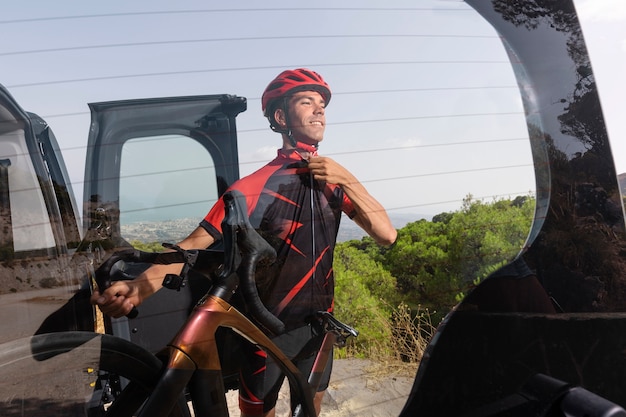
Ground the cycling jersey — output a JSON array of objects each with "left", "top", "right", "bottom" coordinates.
[{"left": 201, "top": 144, "right": 356, "bottom": 331}]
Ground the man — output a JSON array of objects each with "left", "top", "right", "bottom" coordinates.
[{"left": 92, "top": 68, "right": 397, "bottom": 416}]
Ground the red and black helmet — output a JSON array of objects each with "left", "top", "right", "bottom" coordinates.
[{"left": 261, "top": 68, "right": 331, "bottom": 117}]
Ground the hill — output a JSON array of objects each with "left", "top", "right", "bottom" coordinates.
[{"left": 121, "top": 213, "right": 428, "bottom": 244}]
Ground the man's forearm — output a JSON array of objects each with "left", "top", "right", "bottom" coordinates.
[{"left": 341, "top": 180, "right": 397, "bottom": 246}]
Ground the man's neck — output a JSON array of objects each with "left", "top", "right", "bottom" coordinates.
[{"left": 282, "top": 140, "right": 318, "bottom": 161}]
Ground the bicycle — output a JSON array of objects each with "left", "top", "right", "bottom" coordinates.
[{"left": 0, "top": 190, "right": 357, "bottom": 417}]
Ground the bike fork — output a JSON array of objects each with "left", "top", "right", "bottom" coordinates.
[
  {"left": 188, "top": 368, "right": 230, "bottom": 417},
  {"left": 137, "top": 348, "right": 195, "bottom": 417},
  {"left": 292, "top": 331, "right": 337, "bottom": 417}
]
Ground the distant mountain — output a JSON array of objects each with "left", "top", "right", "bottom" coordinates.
[
  {"left": 619, "top": 173, "right": 626, "bottom": 195},
  {"left": 122, "top": 218, "right": 198, "bottom": 244},
  {"left": 337, "top": 212, "right": 428, "bottom": 242},
  {"left": 122, "top": 213, "right": 429, "bottom": 244}
]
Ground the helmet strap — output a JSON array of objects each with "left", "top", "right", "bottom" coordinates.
[
  {"left": 287, "top": 129, "right": 297, "bottom": 148},
  {"left": 278, "top": 96, "right": 298, "bottom": 147}
]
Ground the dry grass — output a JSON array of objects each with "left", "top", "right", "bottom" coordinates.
[
  {"left": 340, "top": 302, "right": 435, "bottom": 377},
  {"left": 390, "top": 303, "right": 434, "bottom": 364},
  {"left": 364, "top": 358, "right": 420, "bottom": 379}
]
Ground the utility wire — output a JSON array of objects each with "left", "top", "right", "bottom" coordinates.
[
  {"left": 0, "top": 7, "right": 473, "bottom": 25},
  {"left": 38, "top": 85, "right": 519, "bottom": 120},
  {"left": 5, "top": 60, "right": 510, "bottom": 89},
  {"left": 14, "top": 189, "right": 536, "bottom": 232},
  {"left": 11, "top": 116, "right": 527, "bottom": 169},
  {"left": 0, "top": 34, "right": 498, "bottom": 57},
  {"left": 9, "top": 161, "right": 533, "bottom": 204}
]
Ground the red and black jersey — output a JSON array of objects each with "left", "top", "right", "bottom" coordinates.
[{"left": 201, "top": 147, "right": 355, "bottom": 331}]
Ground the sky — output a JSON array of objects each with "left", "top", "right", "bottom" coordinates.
[{"left": 1, "top": 0, "right": 625, "bottom": 226}]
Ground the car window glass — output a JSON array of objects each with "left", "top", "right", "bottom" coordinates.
[
  {"left": 119, "top": 135, "right": 218, "bottom": 243},
  {"left": 0, "top": 3, "right": 550, "bottom": 415},
  {"left": 0, "top": 130, "right": 55, "bottom": 254}
]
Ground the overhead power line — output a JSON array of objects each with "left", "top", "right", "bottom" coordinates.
[
  {"left": 39, "top": 85, "right": 519, "bottom": 120},
  {"left": 5, "top": 60, "right": 510, "bottom": 89},
  {"left": 0, "top": 7, "right": 473, "bottom": 25},
  {"left": 0, "top": 34, "right": 499, "bottom": 57}
]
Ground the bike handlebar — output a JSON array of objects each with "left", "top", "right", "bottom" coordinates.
[
  {"left": 94, "top": 190, "right": 284, "bottom": 335},
  {"left": 94, "top": 249, "right": 190, "bottom": 318},
  {"left": 224, "top": 191, "right": 284, "bottom": 335}
]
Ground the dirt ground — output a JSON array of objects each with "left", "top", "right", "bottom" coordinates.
[{"left": 225, "top": 358, "right": 417, "bottom": 417}]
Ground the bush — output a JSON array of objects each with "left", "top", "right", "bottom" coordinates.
[{"left": 333, "top": 246, "right": 435, "bottom": 362}]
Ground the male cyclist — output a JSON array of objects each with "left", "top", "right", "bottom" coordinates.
[{"left": 92, "top": 68, "right": 397, "bottom": 417}]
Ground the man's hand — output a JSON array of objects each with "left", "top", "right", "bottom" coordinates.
[
  {"left": 307, "top": 156, "right": 354, "bottom": 185},
  {"left": 91, "top": 280, "right": 141, "bottom": 318}
]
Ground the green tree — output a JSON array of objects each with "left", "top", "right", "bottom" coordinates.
[
  {"left": 446, "top": 194, "right": 534, "bottom": 286},
  {"left": 333, "top": 245, "right": 397, "bottom": 356},
  {"left": 350, "top": 195, "right": 537, "bottom": 315},
  {"left": 335, "top": 245, "right": 398, "bottom": 303},
  {"left": 383, "top": 219, "right": 455, "bottom": 309}
]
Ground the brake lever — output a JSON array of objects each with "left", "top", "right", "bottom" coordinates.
[
  {"left": 315, "top": 311, "right": 359, "bottom": 347},
  {"left": 160, "top": 243, "right": 199, "bottom": 291}
]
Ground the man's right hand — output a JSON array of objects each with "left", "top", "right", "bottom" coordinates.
[
  {"left": 91, "top": 226, "right": 216, "bottom": 318},
  {"left": 90, "top": 280, "right": 141, "bottom": 318}
]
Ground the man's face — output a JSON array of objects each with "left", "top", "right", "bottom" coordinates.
[{"left": 283, "top": 90, "right": 326, "bottom": 145}]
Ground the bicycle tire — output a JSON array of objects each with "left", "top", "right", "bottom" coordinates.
[{"left": 0, "top": 331, "right": 191, "bottom": 417}]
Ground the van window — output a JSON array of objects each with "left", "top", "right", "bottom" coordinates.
[
  {"left": 0, "top": 129, "right": 55, "bottom": 255},
  {"left": 119, "top": 134, "right": 219, "bottom": 244}
]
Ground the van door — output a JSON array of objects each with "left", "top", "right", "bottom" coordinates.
[
  {"left": 82, "top": 94, "right": 246, "bottom": 352},
  {"left": 0, "top": 84, "right": 83, "bottom": 343}
]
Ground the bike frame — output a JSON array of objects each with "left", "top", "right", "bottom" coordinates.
[{"left": 136, "top": 293, "right": 316, "bottom": 417}]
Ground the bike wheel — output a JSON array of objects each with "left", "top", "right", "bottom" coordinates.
[{"left": 0, "top": 331, "right": 191, "bottom": 417}]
